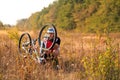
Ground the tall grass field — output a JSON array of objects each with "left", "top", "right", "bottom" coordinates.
[{"left": 0, "top": 29, "right": 120, "bottom": 80}]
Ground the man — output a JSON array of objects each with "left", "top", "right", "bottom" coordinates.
[
  {"left": 39, "top": 27, "right": 61, "bottom": 68},
  {"left": 46, "top": 28, "right": 61, "bottom": 57}
]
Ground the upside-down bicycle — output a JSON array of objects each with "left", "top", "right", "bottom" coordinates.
[{"left": 18, "top": 24, "right": 59, "bottom": 69}]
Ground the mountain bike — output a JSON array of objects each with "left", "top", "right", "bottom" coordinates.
[{"left": 18, "top": 24, "right": 59, "bottom": 69}]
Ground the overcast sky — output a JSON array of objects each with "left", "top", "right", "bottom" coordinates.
[{"left": 0, "top": 0, "right": 55, "bottom": 25}]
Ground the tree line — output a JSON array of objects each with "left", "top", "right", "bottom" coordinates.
[{"left": 1, "top": 0, "right": 120, "bottom": 32}]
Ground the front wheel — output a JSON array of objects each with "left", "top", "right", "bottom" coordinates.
[{"left": 38, "top": 24, "right": 57, "bottom": 50}]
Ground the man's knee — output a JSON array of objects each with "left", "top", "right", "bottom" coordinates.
[{"left": 53, "top": 49, "right": 60, "bottom": 57}]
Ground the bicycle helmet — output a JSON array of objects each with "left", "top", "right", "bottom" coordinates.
[{"left": 47, "top": 28, "right": 55, "bottom": 33}]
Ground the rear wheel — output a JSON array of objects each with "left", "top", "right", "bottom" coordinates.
[{"left": 18, "top": 32, "right": 32, "bottom": 56}]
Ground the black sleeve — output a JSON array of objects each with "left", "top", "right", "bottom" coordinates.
[{"left": 55, "top": 37, "right": 61, "bottom": 45}]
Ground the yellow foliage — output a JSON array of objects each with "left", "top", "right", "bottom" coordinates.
[{"left": 7, "top": 28, "right": 20, "bottom": 45}]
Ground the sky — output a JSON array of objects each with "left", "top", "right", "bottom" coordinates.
[{"left": 0, "top": 0, "right": 55, "bottom": 25}]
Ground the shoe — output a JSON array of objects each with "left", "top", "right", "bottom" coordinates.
[
  {"left": 23, "top": 55, "right": 27, "bottom": 58},
  {"left": 39, "top": 57, "right": 45, "bottom": 62},
  {"left": 56, "top": 65, "right": 60, "bottom": 70}
]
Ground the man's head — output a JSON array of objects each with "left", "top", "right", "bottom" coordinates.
[{"left": 47, "top": 28, "right": 54, "bottom": 39}]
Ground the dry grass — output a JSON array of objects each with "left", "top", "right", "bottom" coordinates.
[{"left": 0, "top": 30, "right": 120, "bottom": 80}]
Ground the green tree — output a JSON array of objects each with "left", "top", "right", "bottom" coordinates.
[{"left": 56, "top": 0, "right": 76, "bottom": 30}]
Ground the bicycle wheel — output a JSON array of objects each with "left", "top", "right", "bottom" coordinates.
[
  {"left": 18, "top": 32, "right": 32, "bottom": 55},
  {"left": 38, "top": 24, "right": 57, "bottom": 50}
]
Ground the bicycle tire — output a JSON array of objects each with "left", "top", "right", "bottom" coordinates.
[
  {"left": 18, "top": 32, "right": 32, "bottom": 54},
  {"left": 38, "top": 24, "right": 57, "bottom": 50}
]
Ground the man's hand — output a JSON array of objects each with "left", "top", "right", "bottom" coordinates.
[
  {"left": 53, "top": 44, "right": 59, "bottom": 49},
  {"left": 45, "top": 49, "right": 52, "bottom": 54}
]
